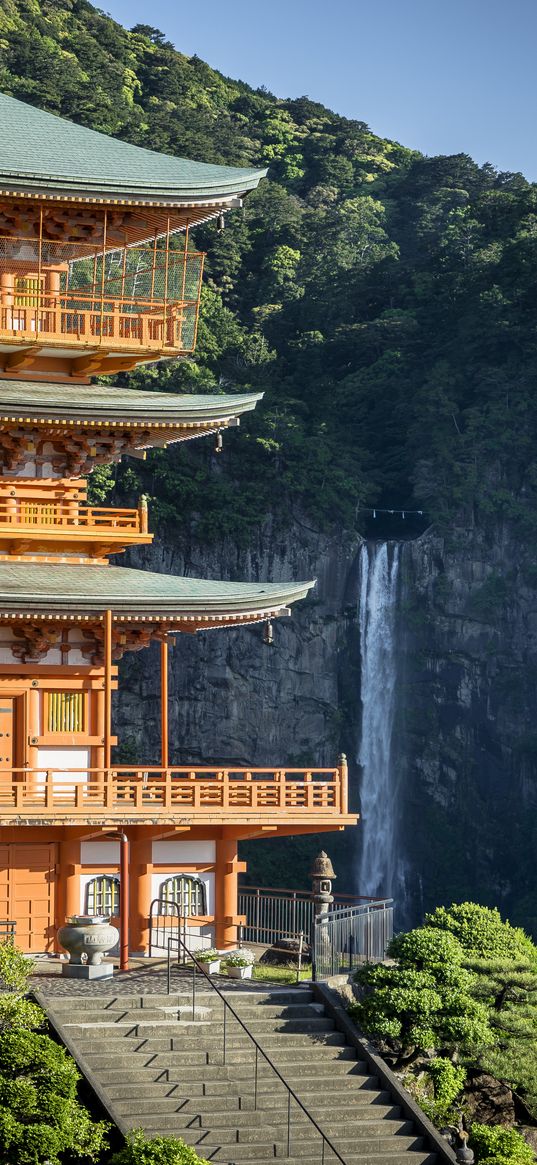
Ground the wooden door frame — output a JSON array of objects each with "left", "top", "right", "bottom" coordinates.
[{"left": 0, "top": 689, "right": 27, "bottom": 772}]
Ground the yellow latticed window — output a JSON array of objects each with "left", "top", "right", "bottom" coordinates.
[
  {"left": 159, "top": 875, "right": 207, "bottom": 917},
  {"left": 46, "top": 691, "right": 86, "bottom": 733},
  {"left": 86, "top": 876, "right": 120, "bottom": 917},
  {"left": 14, "top": 276, "right": 42, "bottom": 307}
]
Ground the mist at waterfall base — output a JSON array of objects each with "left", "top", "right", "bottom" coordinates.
[{"left": 357, "top": 542, "right": 413, "bottom": 928}]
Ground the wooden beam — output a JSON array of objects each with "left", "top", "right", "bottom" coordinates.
[
  {"left": 5, "top": 347, "right": 41, "bottom": 371},
  {"left": 69, "top": 354, "right": 104, "bottom": 377}
]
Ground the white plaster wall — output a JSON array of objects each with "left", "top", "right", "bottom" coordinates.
[
  {"left": 152, "top": 841, "right": 215, "bottom": 864},
  {"left": 37, "top": 747, "right": 90, "bottom": 783},
  {"left": 81, "top": 841, "right": 120, "bottom": 865}
]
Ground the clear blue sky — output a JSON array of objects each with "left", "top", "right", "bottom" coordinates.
[{"left": 102, "top": 0, "right": 537, "bottom": 181}]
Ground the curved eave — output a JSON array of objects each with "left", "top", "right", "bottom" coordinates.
[
  {"left": 0, "top": 381, "right": 264, "bottom": 427},
  {"left": 0, "top": 180, "right": 266, "bottom": 205},
  {"left": 0, "top": 564, "right": 315, "bottom": 625}
]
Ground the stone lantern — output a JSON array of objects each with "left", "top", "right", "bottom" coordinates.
[{"left": 310, "top": 851, "right": 336, "bottom": 920}]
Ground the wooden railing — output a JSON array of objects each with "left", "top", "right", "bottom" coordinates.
[
  {"left": 0, "top": 297, "right": 198, "bottom": 352},
  {"left": 0, "top": 764, "right": 349, "bottom": 821},
  {"left": 0, "top": 498, "right": 148, "bottom": 536}
]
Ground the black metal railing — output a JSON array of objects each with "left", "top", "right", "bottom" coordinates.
[
  {"left": 166, "top": 933, "right": 347, "bottom": 1164},
  {"left": 148, "top": 898, "right": 185, "bottom": 958},
  {"left": 0, "top": 920, "right": 15, "bottom": 942},
  {"left": 238, "top": 885, "right": 384, "bottom": 947},
  {"left": 312, "top": 899, "right": 393, "bottom": 980},
  {"left": 149, "top": 897, "right": 215, "bottom": 959}
]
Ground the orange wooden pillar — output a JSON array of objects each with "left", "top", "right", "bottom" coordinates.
[
  {"left": 104, "top": 609, "right": 112, "bottom": 770},
  {"left": 129, "top": 832, "right": 153, "bottom": 955},
  {"left": 56, "top": 836, "right": 81, "bottom": 947},
  {"left": 160, "top": 638, "right": 168, "bottom": 769},
  {"left": 215, "top": 836, "right": 246, "bottom": 948}
]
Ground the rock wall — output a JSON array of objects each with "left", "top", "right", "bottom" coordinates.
[{"left": 399, "top": 527, "right": 537, "bottom": 935}]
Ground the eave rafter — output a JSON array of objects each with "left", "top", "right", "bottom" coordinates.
[{"left": 0, "top": 607, "right": 290, "bottom": 664}]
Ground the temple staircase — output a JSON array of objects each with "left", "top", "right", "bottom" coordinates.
[{"left": 40, "top": 986, "right": 444, "bottom": 1165}]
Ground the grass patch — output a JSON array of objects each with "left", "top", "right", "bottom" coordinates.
[{"left": 252, "top": 964, "right": 311, "bottom": 985}]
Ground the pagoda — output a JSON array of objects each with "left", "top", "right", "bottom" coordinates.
[{"left": 0, "top": 93, "right": 356, "bottom": 958}]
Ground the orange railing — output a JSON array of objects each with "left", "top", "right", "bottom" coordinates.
[
  {"left": 0, "top": 764, "right": 349, "bottom": 820},
  {"left": 0, "top": 236, "right": 204, "bottom": 354},
  {"left": 0, "top": 498, "right": 147, "bottom": 535}
]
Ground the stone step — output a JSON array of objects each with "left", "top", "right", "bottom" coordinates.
[
  {"left": 117, "top": 1107, "right": 413, "bottom": 1138},
  {"left": 92, "top": 1058, "right": 373, "bottom": 1088},
  {"left": 250, "top": 1081, "right": 389, "bottom": 1099},
  {"left": 103, "top": 1079, "right": 390, "bottom": 1106},
  {"left": 80, "top": 1045, "right": 359, "bottom": 1069},
  {"left": 66, "top": 1018, "right": 340, "bottom": 1041},
  {"left": 69, "top": 1029, "right": 345, "bottom": 1052},
  {"left": 48, "top": 989, "right": 314, "bottom": 1011},
  {"left": 238, "top": 1157, "right": 437, "bottom": 1165},
  {"left": 125, "top": 1122, "right": 428, "bottom": 1157}
]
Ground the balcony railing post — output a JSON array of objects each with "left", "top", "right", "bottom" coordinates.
[
  {"left": 139, "top": 495, "right": 149, "bottom": 535},
  {"left": 338, "top": 752, "right": 348, "bottom": 814},
  {"left": 44, "top": 770, "right": 53, "bottom": 809}
]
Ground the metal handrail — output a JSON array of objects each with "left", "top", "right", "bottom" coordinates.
[
  {"left": 166, "top": 931, "right": 347, "bottom": 1164},
  {"left": 240, "top": 883, "right": 387, "bottom": 903}
]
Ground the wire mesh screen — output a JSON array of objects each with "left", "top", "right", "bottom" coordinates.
[{"left": 0, "top": 235, "right": 203, "bottom": 352}]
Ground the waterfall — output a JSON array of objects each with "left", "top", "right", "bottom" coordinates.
[{"left": 357, "top": 542, "right": 401, "bottom": 899}]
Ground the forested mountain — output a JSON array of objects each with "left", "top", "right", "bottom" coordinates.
[{"left": 3, "top": 0, "right": 537, "bottom": 544}]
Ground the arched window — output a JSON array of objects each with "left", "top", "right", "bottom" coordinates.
[
  {"left": 159, "top": 875, "right": 207, "bottom": 917},
  {"left": 85, "top": 875, "right": 120, "bottom": 917}
]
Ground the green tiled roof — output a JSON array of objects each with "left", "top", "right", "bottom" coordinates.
[
  {"left": 0, "top": 563, "right": 314, "bottom": 618},
  {"left": 0, "top": 93, "right": 267, "bottom": 202},
  {"left": 0, "top": 379, "right": 262, "bottom": 425}
]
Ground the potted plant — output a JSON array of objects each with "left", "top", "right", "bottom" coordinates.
[
  {"left": 223, "top": 951, "right": 255, "bottom": 980},
  {"left": 193, "top": 948, "right": 222, "bottom": 975}
]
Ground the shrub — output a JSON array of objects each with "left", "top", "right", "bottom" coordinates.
[
  {"left": 0, "top": 940, "right": 43, "bottom": 1033},
  {"left": 423, "top": 1058, "right": 466, "bottom": 1122},
  {"left": 425, "top": 903, "right": 537, "bottom": 962},
  {"left": 469, "top": 1122, "right": 535, "bottom": 1165},
  {"left": 350, "top": 961, "right": 491, "bottom": 1060},
  {"left": 403, "top": 1057, "right": 466, "bottom": 1125},
  {"left": 110, "top": 1130, "right": 210, "bottom": 1165},
  {"left": 0, "top": 941, "right": 33, "bottom": 993},
  {"left": 0, "top": 1030, "right": 109, "bottom": 1165},
  {"left": 0, "top": 996, "right": 43, "bottom": 1033},
  {"left": 388, "top": 927, "right": 465, "bottom": 969}
]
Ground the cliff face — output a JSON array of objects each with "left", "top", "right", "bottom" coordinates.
[{"left": 399, "top": 528, "right": 537, "bottom": 935}]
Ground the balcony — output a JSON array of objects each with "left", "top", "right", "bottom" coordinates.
[
  {"left": 0, "top": 235, "right": 204, "bottom": 371},
  {"left": 0, "top": 763, "right": 352, "bottom": 827},
  {"left": 0, "top": 495, "right": 152, "bottom": 558}
]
